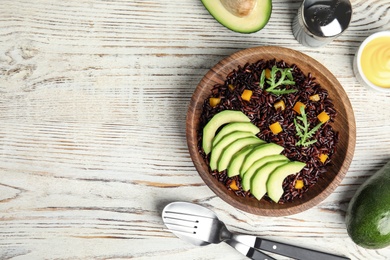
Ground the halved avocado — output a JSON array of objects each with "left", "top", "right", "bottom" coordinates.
[{"left": 201, "top": 0, "right": 272, "bottom": 33}]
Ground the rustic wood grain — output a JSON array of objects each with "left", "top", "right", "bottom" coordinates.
[{"left": 1, "top": 0, "right": 390, "bottom": 259}]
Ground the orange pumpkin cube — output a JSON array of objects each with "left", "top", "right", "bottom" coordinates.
[
  {"left": 264, "top": 68, "right": 271, "bottom": 79},
  {"left": 241, "top": 89, "right": 253, "bottom": 101},
  {"left": 319, "top": 153, "right": 328, "bottom": 163},
  {"left": 229, "top": 179, "right": 239, "bottom": 191},
  {"left": 293, "top": 101, "right": 306, "bottom": 114},
  {"left": 269, "top": 122, "right": 283, "bottom": 135},
  {"left": 310, "top": 94, "right": 320, "bottom": 101},
  {"left": 274, "top": 100, "right": 286, "bottom": 111},
  {"left": 209, "top": 97, "right": 221, "bottom": 107},
  {"left": 317, "top": 111, "right": 330, "bottom": 123},
  {"left": 295, "top": 179, "right": 304, "bottom": 189}
]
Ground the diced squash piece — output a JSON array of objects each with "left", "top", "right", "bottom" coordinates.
[
  {"left": 228, "top": 84, "right": 235, "bottom": 91},
  {"left": 295, "top": 179, "right": 304, "bottom": 189},
  {"left": 317, "top": 111, "right": 330, "bottom": 123},
  {"left": 274, "top": 100, "right": 286, "bottom": 111},
  {"left": 209, "top": 97, "right": 221, "bottom": 107},
  {"left": 310, "top": 94, "right": 320, "bottom": 101},
  {"left": 229, "top": 179, "right": 239, "bottom": 191},
  {"left": 319, "top": 153, "right": 328, "bottom": 163},
  {"left": 293, "top": 101, "right": 306, "bottom": 114},
  {"left": 269, "top": 122, "right": 283, "bottom": 135},
  {"left": 241, "top": 89, "right": 253, "bottom": 101},
  {"left": 264, "top": 68, "right": 271, "bottom": 79}
]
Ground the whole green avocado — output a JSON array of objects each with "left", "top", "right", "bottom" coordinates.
[{"left": 346, "top": 161, "right": 390, "bottom": 249}]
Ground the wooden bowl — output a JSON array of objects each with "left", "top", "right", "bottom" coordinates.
[{"left": 186, "top": 46, "right": 356, "bottom": 216}]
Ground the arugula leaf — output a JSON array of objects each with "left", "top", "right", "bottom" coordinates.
[
  {"left": 267, "top": 89, "right": 299, "bottom": 95},
  {"left": 260, "top": 66, "right": 297, "bottom": 95},
  {"left": 294, "top": 106, "right": 323, "bottom": 147},
  {"left": 260, "top": 70, "right": 266, "bottom": 88}
]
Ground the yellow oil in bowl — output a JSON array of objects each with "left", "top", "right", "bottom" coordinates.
[
  {"left": 360, "top": 35, "right": 390, "bottom": 88},
  {"left": 354, "top": 31, "right": 390, "bottom": 92}
]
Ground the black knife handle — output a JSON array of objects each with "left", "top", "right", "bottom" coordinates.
[
  {"left": 256, "top": 238, "right": 350, "bottom": 260},
  {"left": 247, "top": 247, "right": 276, "bottom": 260}
]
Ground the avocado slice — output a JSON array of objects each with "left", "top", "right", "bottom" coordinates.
[
  {"left": 217, "top": 136, "right": 264, "bottom": 172},
  {"left": 209, "top": 131, "right": 256, "bottom": 170},
  {"left": 241, "top": 154, "right": 289, "bottom": 191},
  {"left": 212, "top": 122, "right": 260, "bottom": 148},
  {"left": 201, "top": 0, "right": 272, "bottom": 33},
  {"left": 202, "top": 110, "right": 250, "bottom": 155},
  {"left": 226, "top": 143, "right": 263, "bottom": 177},
  {"left": 346, "top": 161, "right": 390, "bottom": 249},
  {"left": 266, "top": 161, "right": 306, "bottom": 203},
  {"left": 241, "top": 154, "right": 289, "bottom": 178},
  {"left": 250, "top": 160, "right": 289, "bottom": 200},
  {"left": 240, "top": 143, "right": 284, "bottom": 175}
]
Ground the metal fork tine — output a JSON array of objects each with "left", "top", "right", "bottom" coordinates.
[
  {"left": 163, "top": 210, "right": 222, "bottom": 244},
  {"left": 163, "top": 214, "right": 197, "bottom": 235},
  {"left": 163, "top": 210, "right": 214, "bottom": 222},
  {"left": 165, "top": 223, "right": 217, "bottom": 243},
  {"left": 164, "top": 223, "right": 196, "bottom": 234},
  {"left": 164, "top": 212, "right": 217, "bottom": 232},
  {"left": 163, "top": 211, "right": 201, "bottom": 236},
  {"left": 163, "top": 217, "right": 197, "bottom": 229},
  {"left": 163, "top": 211, "right": 199, "bottom": 223}
]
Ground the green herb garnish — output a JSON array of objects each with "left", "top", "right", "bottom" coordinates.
[
  {"left": 294, "top": 106, "right": 323, "bottom": 147},
  {"left": 260, "top": 66, "right": 297, "bottom": 95}
]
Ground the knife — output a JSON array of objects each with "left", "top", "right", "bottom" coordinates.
[{"left": 232, "top": 234, "right": 350, "bottom": 260}]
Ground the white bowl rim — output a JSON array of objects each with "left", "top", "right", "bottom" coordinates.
[{"left": 355, "top": 31, "right": 390, "bottom": 92}]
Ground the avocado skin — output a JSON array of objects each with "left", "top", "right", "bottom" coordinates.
[
  {"left": 346, "top": 161, "right": 390, "bottom": 249},
  {"left": 201, "top": 0, "right": 272, "bottom": 34}
]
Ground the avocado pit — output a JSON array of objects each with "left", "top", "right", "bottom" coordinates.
[{"left": 220, "top": 0, "right": 256, "bottom": 17}]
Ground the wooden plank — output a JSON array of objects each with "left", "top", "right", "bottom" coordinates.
[{"left": 1, "top": 0, "right": 390, "bottom": 259}]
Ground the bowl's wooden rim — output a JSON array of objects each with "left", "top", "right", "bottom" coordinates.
[{"left": 186, "top": 46, "right": 356, "bottom": 216}]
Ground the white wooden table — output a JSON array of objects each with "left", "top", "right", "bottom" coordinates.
[{"left": 1, "top": 0, "right": 390, "bottom": 259}]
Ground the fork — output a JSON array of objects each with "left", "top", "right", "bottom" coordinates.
[
  {"left": 163, "top": 209, "right": 274, "bottom": 260},
  {"left": 162, "top": 202, "right": 350, "bottom": 260}
]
